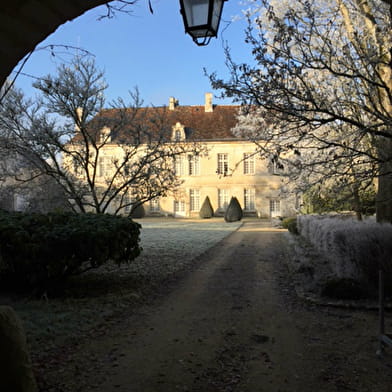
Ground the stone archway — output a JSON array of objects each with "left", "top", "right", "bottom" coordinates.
[{"left": 0, "top": 0, "right": 115, "bottom": 87}]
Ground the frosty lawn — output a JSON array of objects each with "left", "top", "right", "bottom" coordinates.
[
  {"left": 132, "top": 219, "right": 243, "bottom": 279},
  {"left": 2, "top": 219, "right": 242, "bottom": 360}
]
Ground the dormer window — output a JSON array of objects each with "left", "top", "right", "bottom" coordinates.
[
  {"left": 171, "top": 122, "right": 186, "bottom": 142},
  {"left": 100, "top": 127, "right": 111, "bottom": 144}
]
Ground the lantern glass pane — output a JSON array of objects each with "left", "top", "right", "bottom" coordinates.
[
  {"left": 183, "top": 0, "right": 209, "bottom": 27},
  {"left": 211, "top": 0, "right": 224, "bottom": 31}
]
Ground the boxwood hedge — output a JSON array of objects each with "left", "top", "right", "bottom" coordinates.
[{"left": 0, "top": 210, "right": 141, "bottom": 292}]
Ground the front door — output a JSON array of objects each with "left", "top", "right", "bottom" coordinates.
[{"left": 270, "top": 199, "right": 281, "bottom": 218}]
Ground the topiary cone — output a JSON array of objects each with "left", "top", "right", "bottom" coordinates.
[
  {"left": 224, "top": 196, "right": 243, "bottom": 222},
  {"left": 199, "top": 196, "right": 214, "bottom": 219},
  {"left": 130, "top": 203, "right": 145, "bottom": 219}
]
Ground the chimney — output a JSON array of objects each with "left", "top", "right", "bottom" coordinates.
[
  {"left": 169, "top": 97, "right": 178, "bottom": 110},
  {"left": 205, "top": 92, "right": 213, "bottom": 112}
]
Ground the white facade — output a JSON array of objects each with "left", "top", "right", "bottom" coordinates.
[
  {"left": 66, "top": 94, "right": 299, "bottom": 218},
  {"left": 143, "top": 140, "right": 297, "bottom": 219}
]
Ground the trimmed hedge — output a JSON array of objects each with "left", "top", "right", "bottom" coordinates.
[
  {"left": 297, "top": 214, "right": 392, "bottom": 296},
  {"left": 0, "top": 211, "right": 141, "bottom": 292},
  {"left": 199, "top": 196, "right": 214, "bottom": 219},
  {"left": 130, "top": 203, "right": 145, "bottom": 219},
  {"left": 224, "top": 197, "right": 243, "bottom": 222}
]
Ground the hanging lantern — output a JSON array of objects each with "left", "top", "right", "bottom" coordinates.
[{"left": 179, "top": 0, "right": 227, "bottom": 46}]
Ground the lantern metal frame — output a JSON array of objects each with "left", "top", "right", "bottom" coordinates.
[{"left": 179, "top": 0, "right": 227, "bottom": 46}]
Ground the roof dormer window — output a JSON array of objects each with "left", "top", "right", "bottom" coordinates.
[
  {"left": 100, "top": 126, "right": 111, "bottom": 144},
  {"left": 172, "top": 122, "right": 186, "bottom": 142}
]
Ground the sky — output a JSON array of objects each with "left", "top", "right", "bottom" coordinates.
[{"left": 11, "top": 0, "right": 253, "bottom": 107}]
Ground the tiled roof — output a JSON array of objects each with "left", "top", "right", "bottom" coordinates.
[
  {"left": 163, "top": 105, "right": 240, "bottom": 140},
  {"left": 86, "top": 104, "right": 241, "bottom": 142}
]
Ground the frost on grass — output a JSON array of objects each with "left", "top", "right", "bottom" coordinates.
[
  {"left": 92, "top": 220, "right": 243, "bottom": 282},
  {"left": 128, "top": 220, "right": 242, "bottom": 279},
  {"left": 2, "top": 219, "right": 241, "bottom": 357}
]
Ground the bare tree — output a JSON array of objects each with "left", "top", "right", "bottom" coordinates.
[
  {"left": 0, "top": 84, "right": 71, "bottom": 212},
  {"left": 0, "top": 56, "right": 203, "bottom": 215},
  {"left": 209, "top": 0, "right": 391, "bottom": 221}
]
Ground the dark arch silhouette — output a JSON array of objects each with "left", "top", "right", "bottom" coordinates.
[{"left": 0, "top": 0, "right": 116, "bottom": 87}]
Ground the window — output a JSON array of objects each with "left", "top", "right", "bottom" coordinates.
[
  {"left": 268, "top": 158, "right": 284, "bottom": 175},
  {"left": 174, "top": 200, "right": 185, "bottom": 213},
  {"left": 99, "top": 127, "right": 111, "bottom": 143},
  {"left": 189, "top": 189, "right": 200, "bottom": 211},
  {"left": 150, "top": 198, "right": 160, "bottom": 212},
  {"left": 244, "top": 188, "right": 256, "bottom": 211},
  {"left": 188, "top": 155, "right": 200, "bottom": 176},
  {"left": 98, "top": 156, "right": 111, "bottom": 177},
  {"left": 72, "top": 157, "right": 83, "bottom": 176},
  {"left": 217, "top": 153, "right": 229, "bottom": 176},
  {"left": 270, "top": 199, "right": 281, "bottom": 214},
  {"left": 243, "top": 153, "right": 255, "bottom": 175},
  {"left": 14, "top": 194, "right": 28, "bottom": 212},
  {"left": 123, "top": 194, "right": 133, "bottom": 213},
  {"left": 174, "top": 156, "right": 184, "bottom": 176},
  {"left": 218, "top": 189, "right": 229, "bottom": 211},
  {"left": 172, "top": 122, "right": 185, "bottom": 141},
  {"left": 98, "top": 157, "right": 105, "bottom": 177}
]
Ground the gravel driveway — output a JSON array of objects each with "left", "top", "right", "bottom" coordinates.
[{"left": 40, "top": 219, "right": 392, "bottom": 391}]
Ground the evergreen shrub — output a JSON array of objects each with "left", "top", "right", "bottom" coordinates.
[
  {"left": 224, "top": 197, "right": 243, "bottom": 222},
  {"left": 131, "top": 203, "right": 145, "bottom": 219},
  {"left": 199, "top": 196, "right": 214, "bottom": 219},
  {"left": 282, "top": 217, "right": 299, "bottom": 234},
  {"left": 0, "top": 211, "right": 141, "bottom": 293}
]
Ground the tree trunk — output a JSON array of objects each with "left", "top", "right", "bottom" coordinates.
[
  {"left": 376, "top": 171, "right": 392, "bottom": 223},
  {"left": 376, "top": 139, "right": 392, "bottom": 223},
  {"left": 339, "top": 0, "right": 392, "bottom": 222},
  {"left": 352, "top": 184, "right": 363, "bottom": 221}
]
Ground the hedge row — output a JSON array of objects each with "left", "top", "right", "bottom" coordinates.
[
  {"left": 0, "top": 211, "right": 141, "bottom": 292},
  {"left": 297, "top": 215, "right": 392, "bottom": 291}
]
